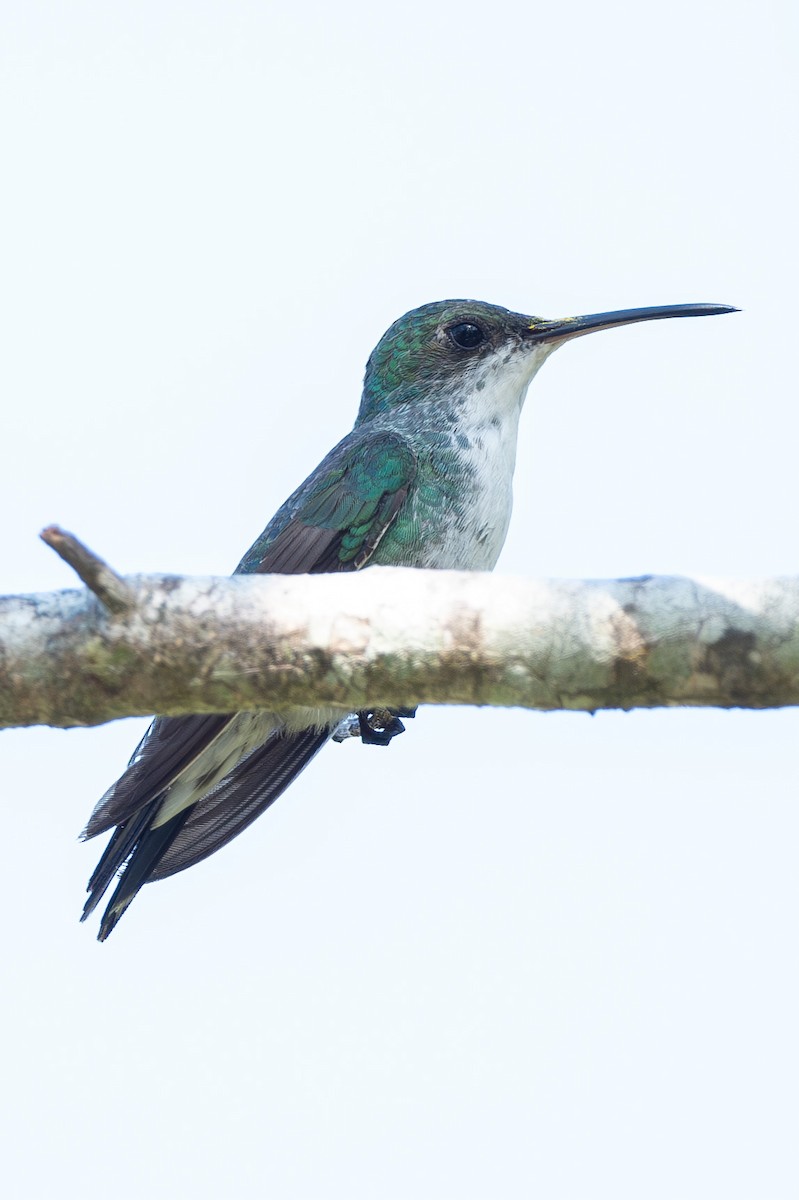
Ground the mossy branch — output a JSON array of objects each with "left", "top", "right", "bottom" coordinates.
[{"left": 0, "top": 528, "right": 796, "bottom": 728}]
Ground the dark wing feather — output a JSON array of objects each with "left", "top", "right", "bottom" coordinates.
[
  {"left": 252, "top": 523, "right": 342, "bottom": 574},
  {"left": 83, "top": 427, "right": 417, "bottom": 937},
  {"left": 150, "top": 726, "right": 330, "bottom": 879},
  {"left": 83, "top": 713, "right": 235, "bottom": 838}
]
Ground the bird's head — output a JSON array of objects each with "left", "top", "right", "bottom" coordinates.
[{"left": 357, "top": 298, "right": 737, "bottom": 425}]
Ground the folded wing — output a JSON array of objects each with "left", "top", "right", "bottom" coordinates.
[{"left": 82, "top": 428, "right": 417, "bottom": 939}]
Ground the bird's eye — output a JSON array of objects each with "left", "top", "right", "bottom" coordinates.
[{"left": 448, "top": 322, "right": 485, "bottom": 350}]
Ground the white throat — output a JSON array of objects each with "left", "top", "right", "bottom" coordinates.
[{"left": 440, "top": 340, "right": 558, "bottom": 570}]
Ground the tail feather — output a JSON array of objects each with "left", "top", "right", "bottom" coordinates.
[
  {"left": 82, "top": 725, "right": 332, "bottom": 939},
  {"left": 81, "top": 802, "right": 158, "bottom": 921},
  {"left": 94, "top": 808, "right": 192, "bottom": 941}
]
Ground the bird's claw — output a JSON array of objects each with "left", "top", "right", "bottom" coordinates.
[
  {"left": 358, "top": 707, "right": 414, "bottom": 745},
  {"left": 331, "top": 707, "right": 417, "bottom": 746}
]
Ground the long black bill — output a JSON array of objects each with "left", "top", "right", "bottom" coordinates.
[{"left": 528, "top": 303, "right": 738, "bottom": 343}]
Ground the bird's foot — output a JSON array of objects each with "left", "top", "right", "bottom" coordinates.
[
  {"left": 331, "top": 707, "right": 417, "bottom": 746},
  {"left": 359, "top": 707, "right": 416, "bottom": 745}
]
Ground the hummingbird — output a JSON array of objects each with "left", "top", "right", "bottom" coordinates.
[{"left": 81, "top": 297, "right": 736, "bottom": 939}]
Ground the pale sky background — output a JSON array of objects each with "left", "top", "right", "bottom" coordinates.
[{"left": 1, "top": 2, "right": 798, "bottom": 1197}]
